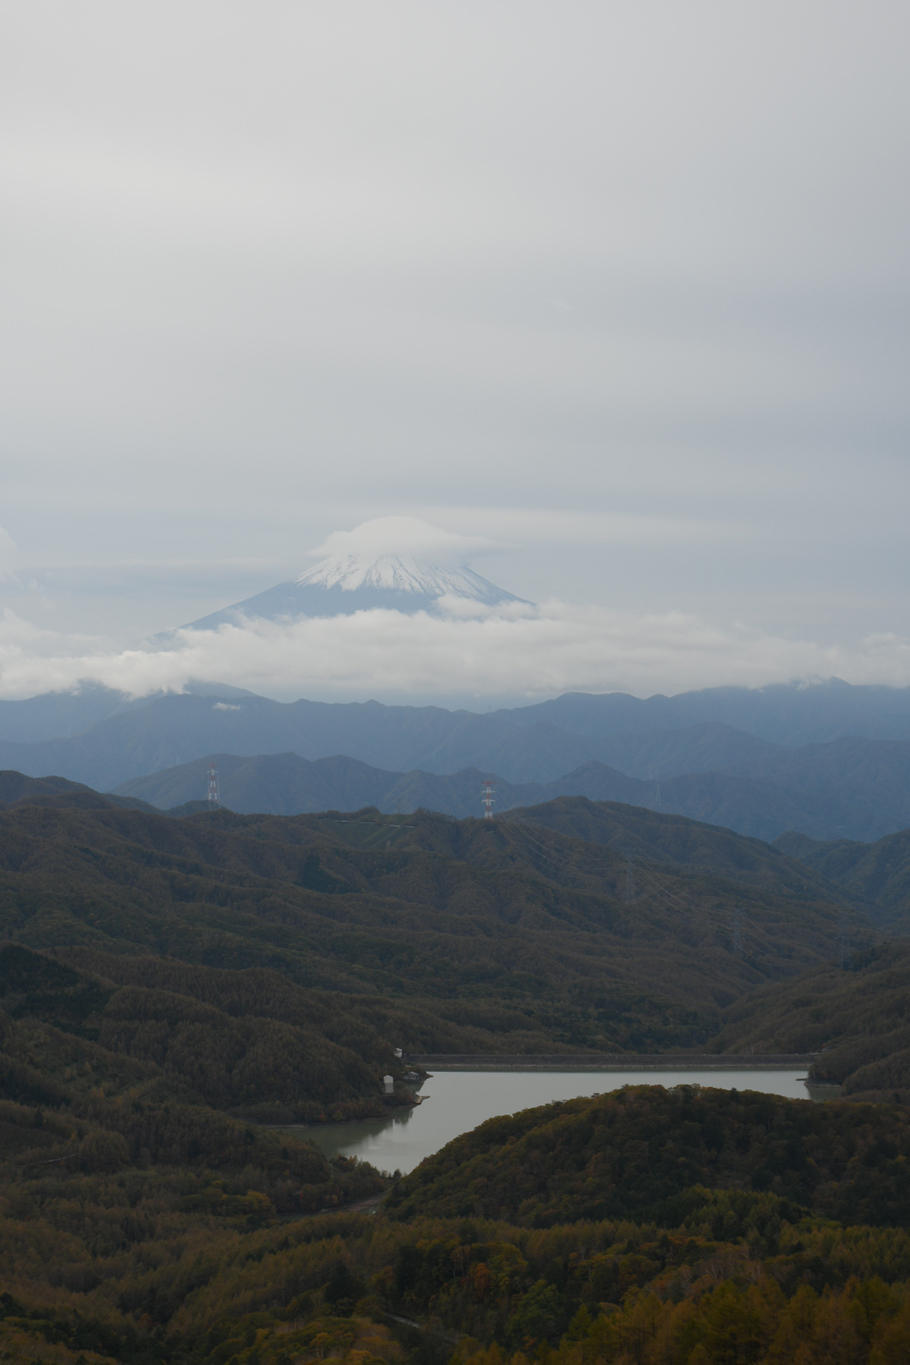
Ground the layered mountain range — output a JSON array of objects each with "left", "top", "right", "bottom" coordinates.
[
  {"left": 107, "top": 737, "right": 910, "bottom": 844},
  {"left": 5, "top": 679, "right": 910, "bottom": 840}
]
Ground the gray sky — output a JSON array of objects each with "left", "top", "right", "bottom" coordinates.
[{"left": 1, "top": 1, "right": 909, "bottom": 701}]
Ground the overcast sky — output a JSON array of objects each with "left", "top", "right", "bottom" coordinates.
[{"left": 1, "top": 1, "right": 909, "bottom": 702}]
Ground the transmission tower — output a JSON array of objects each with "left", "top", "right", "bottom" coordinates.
[
  {"left": 650, "top": 764, "right": 662, "bottom": 808},
  {"left": 207, "top": 763, "right": 220, "bottom": 808},
  {"left": 481, "top": 779, "right": 495, "bottom": 821}
]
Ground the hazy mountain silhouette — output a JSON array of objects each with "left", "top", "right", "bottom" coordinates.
[
  {"left": 6, "top": 680, "right": 910, "bottom": 839},
  {"left": 109, "top": 736, "right": 910, "bottom": 843}
]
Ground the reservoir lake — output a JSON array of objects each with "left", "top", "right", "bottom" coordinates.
[{"left": 297, "top": 1068, "right": 817, "bottom": 1176}]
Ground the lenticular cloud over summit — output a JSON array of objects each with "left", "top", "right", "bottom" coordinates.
[
  {"left": 2, "top": 521, "right": 910, "bottom": 705},
  {"left": 307, "top": 517, "right": 497, "bottom": 566},
  {"left": 295, "top": 516, "right": 518, "bottom": 605},
  {"left": 179, "top": 518, "right": 528, "bottom": 630},
  {"left": 3, "top": 580, "right": 910, "bottom": 707}
]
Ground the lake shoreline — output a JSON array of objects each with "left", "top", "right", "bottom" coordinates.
[
  {"left": 290, "top": 1067, "right": 819, "bottom": 1174},
  {"left": 405, "top": 1052, "right": 816, "bottom": 1070}
]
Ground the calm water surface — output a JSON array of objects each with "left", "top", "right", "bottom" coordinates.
[{"left": 298, "top": 1069, "right": 813, "bottom": 1175}]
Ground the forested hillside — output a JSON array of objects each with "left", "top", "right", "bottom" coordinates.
[
  {"left": 0, "top": 943, "right": 416, "bottom": 1122},
  {"left": 505, "top": 798, "right": 844, "bottom": 901},
  {"left": 2, "top": 780, "right": 910, "bottom": 1363},
  {"left": 387, "top": 1086, "right": 910, "bottom": 1227},
  {"left": 710, "top": 941, "right": 910, "bottom": 1101},
  {"left": 776, "top": 826, "right": 910, "bottom": 927},
  {"left": 1, "top": 778, "right": 903, "bottom": 1078},
  {"left": 5, "top": 1083, "right": 910, "bottom": 1364},
  {"left": 0, "top": 797, "right": 866, "bottom": 1054}
]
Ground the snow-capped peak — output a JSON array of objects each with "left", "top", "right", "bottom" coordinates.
[
  {"left": 175, "top": 517, "right": 529, "bottom": 632},
  {"left": 296, "top": 552, "right": 511, "bottom": 602}
]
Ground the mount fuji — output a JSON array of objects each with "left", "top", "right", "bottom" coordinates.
[{"left": 179, "top": 518, "right": 530, "bottom": 630}]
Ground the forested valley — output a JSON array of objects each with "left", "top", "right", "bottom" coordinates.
[
  {"left": 4, "top": 1086, "right": 910, "bottom": 1365},
  {"left": 2, "top": 783, "right": 910, "bottom": 1362}
]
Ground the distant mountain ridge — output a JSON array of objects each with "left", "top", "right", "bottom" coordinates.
[
  {"left": 8, "top": 675, "right": 910, "bottom": 756},
  {"left": 0, "top": 770, "right": 156, "bottom": 815},
  {"left": 111, "top": 734, "right": 910, "bottom": 843},
  {"left": 114, "top": 751, "right": 647, "bottom": 819},
  {"left": 8, "top": 679, "right": 910, "bottom": 840}
]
